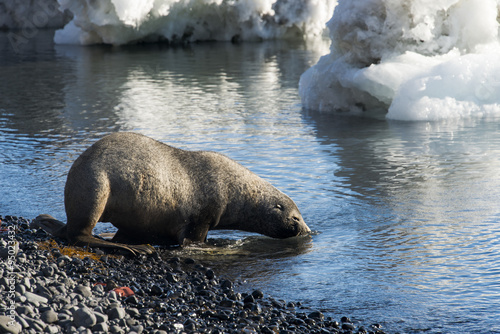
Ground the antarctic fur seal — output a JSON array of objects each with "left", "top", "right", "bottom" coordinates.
[{"left": 33, "top": 132, "right": 310, "bottom": 254}]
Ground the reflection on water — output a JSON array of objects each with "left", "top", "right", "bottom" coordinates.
[
  {"left": 2, "top": 30, "right": 500, "bottom": 333},
  {"left": 167, "top": 233, "right": 314, "bottom": 284}
]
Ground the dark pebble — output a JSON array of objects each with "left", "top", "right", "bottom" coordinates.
[
  {"left": 342, "top": 322, "right": 356, "bottom": 330},
  {"left": 309, "top": 311, "right": 324, "bottom": 320},
  {"left": 150, "top": 285, "right": 163, "bottom": 295},
  {"left": 252, "top": 289, "right": 264, "bottom": 299},
  {"left": 243, "top": 294, "right": 255, "bottom": 304},
  {"left": 205, "top": 269, "right": 216, "bottom": 280}
]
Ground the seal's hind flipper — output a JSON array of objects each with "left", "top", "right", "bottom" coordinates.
[
  {"left": 31, "top": 214, "right": 67, "bottom": 238},
  {"left": 32, "top": 215, "right": 154, "bottom": 255},
  {"left": 71, "top": 235, "right": 155, "bottom": 255}
]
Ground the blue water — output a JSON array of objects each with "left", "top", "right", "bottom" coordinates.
[{"left": 2, "top": 30, "right": 500, "bottom": 333}]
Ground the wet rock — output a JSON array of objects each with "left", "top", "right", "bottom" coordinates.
[
  {"left": 342, "top": 322, "right": 356, "bottom": 331},
  {"left": 252, "top": 290, "right": 264, "bottom": 299},
  {"left": 243, "top": 294, "right": 255, "bottom": 304},
  {"left": 165, "top": 272, "right": 177, "bottom": 283},
  {"left": 205, "top": 269, "right": 216, "bottom": 280},
  {"left": 150, "top": 285, "right": 163, "bottom": 296},
  {"left": 173, "top": 323, "right": 184, "bottom": 332},
  {"left": 219, "top": 298, "right": 235, "bottom": 308},
  {"left": 308, "top": 311, "right": 324, "bottom": 320},
  {"left": 341, "top": 316, "right": 352, "bottom": 323},
  {"left": 220, "top": 279, "right": 233, "bottom": 290}
]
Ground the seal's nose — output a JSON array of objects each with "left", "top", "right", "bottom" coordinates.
[{"left": 293, "top": 216, "right": 311, "bottom": 235}]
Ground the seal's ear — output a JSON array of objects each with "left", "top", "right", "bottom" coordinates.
[{"left": 275, "top": 204, "right": 284, "bottom": 211}]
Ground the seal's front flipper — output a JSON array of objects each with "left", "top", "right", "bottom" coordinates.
[
  {"left": 31, "top": 214, "right": 67, "bottom": 238},
  {"left": 179, "top": 222, "right": 210, "bottom": 247}
]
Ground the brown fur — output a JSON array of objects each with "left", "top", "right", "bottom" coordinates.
[{"left": 33, "top": 132, "right": 310, "bottom": 254}]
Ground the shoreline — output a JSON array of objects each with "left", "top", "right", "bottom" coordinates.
[{"left": 0, "top": 215, "right": 387, "bottom": 334}]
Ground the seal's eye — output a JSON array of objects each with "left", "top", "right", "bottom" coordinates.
[{"left": 275, "top": 204, "right": 284, "bottom": 211}]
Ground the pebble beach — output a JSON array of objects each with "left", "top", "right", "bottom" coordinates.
[{"left": 0, "top": 215, "right": 387, "bottom": 334}]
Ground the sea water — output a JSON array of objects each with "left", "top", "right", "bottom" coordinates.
[{"left": 2, "top": 1, "right": 500, "bottom": 333}]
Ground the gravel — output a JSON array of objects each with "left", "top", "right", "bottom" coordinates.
[{"left": 0, "top": 215, "right": 388, "bottom": 334}]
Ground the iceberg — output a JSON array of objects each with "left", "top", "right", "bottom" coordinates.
[
  {"left": 299, "top": 0, "right": 500, "bottom": 121},
  {"left": 54, "top": 0, "right": 336, "bottom": 45}
]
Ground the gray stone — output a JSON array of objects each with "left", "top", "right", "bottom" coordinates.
[
  {"left": 130, "top": 324, "right": 144, "bottom": 333},
  {"left": 42, "top": 266, "right": 55, "bottom": 277},
  {"left": 15, "top": 305, "right": 34, "bottom": 317},
  {"left": 24, "top": 292, "right": 48, "bottom": 305},
  {"left": 76, "top": 327, "right": 92, "bottom": 334},
  {"left": 109, "top": 325, "right": 124, "bottom": 334},
  {"left": 92, "top": 322, "right": 109, "bottom": 333},
  {"left": 34, "top": 285, "right": 52, "bottom": 299},
  {"left": 92, "top": 284, "right": 105, "bottom": 294},
  {"left": 19, "top": 277, "right": 30, "bottom": 290},
  {"left": 0, "top": 316, "right": 21, "bottom": 334},
  {"left": 126, "top": 308, "right": 140, "bottom": 318},
  {"left": 45, "top": 324, "right": 60, "bottom": 334},
  {"left": 72, "top": 307, "right": 96, "bottom": 328},
  {"left": 94, "top": 312, "right": 108, "bottom": 324},
  {"left": 173, "top": 324, "right": 184, "bottom": 332},
  {"left": 13, "top": 316, "right": 28, "bottom": 329},
  {"left": 0, "top": 277, "right": 10, "bottom": 287},
  {"left": 13, "top": 296, "right": 26, "bottom": 304},
  {"left": 40, "top": 310, "right": 58, "bottom": 324},
  {"left": 23, "top": 317, "right": 46, "bottom": 332},
  {"left": 0, "top": 241, "right": 19, "bottom": 259},
  {"left": 74, "top": 285, "right": 92, "bottom": 297},
  {"left": 16, "top": 253, "right": 26, "bottom": 263},
  {"left": 107, "top": 307, "right": 126, "bottom": 320},
  {"left": 14, "top": 284, "right": 26, "bottom": 295}
]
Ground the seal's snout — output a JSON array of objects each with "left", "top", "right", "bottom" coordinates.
[{"left": 294, "top": 216, "right": 311, "bottom": 236}]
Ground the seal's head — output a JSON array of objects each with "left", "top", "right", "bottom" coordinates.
[{"left": 256, "top": 193, "right": 311, "bottom": 239}]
